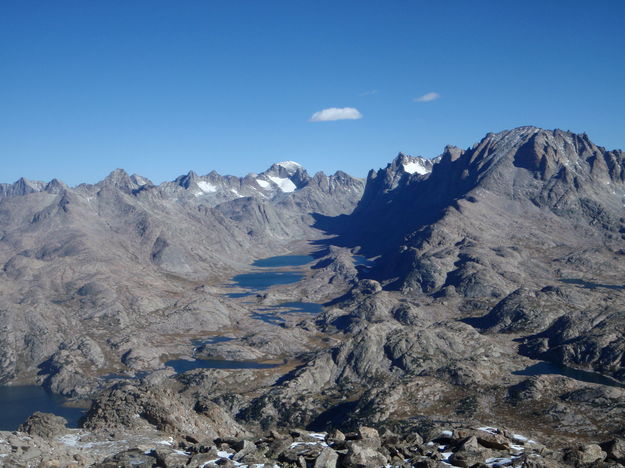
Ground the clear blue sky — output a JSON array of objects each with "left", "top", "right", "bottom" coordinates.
[{"left": 1, "top": 0, "right": 624, "bottom": 185}]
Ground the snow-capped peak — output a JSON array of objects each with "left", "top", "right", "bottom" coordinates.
[
  {"left": 393, "top": 153, "right": 433, "bottom": 175},
  {"left": 276, "top": 161, "right": 303, "bottom": 173},
  {"left": 402, "top": 159, "right": 429, "bottom": 175}
]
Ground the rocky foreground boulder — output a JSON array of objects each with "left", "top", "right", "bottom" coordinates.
[{"left": 2, "top": 422, "right": 624, "bottom": 467}]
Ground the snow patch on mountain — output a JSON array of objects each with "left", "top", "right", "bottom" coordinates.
[
  {"left": 268, "top": 176, "right": 296, "bottom": 193},
  {"left": 197, "top": 181, "right": 217, "bottom": 193},
  {"left": 402, "top": 160, "right": 429, "bottom": 175},
  {"left": 256, "top": 179, "right": 271, "bottom": 189}
]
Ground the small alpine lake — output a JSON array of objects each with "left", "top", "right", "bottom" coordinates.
[
  {"left": 231, "top": 270, "right": 304, "bottom": 290},
  {"left": 514, "top": 361, "right": 625, "bottom": 388},
  {"left": 252, "top": 254, "right": 314, "bottom": 268},
  {"left": 0, "top": 385, "right": 85, "bottom": 430}
]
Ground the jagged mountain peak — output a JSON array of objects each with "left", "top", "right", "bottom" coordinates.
[
  {"left": 362, "top": 152, "right": 436, "bottom": 198},
  {"left": 274, "top": 160, "right": 303, "bottom": 174},
  {"left": 99, "top": 168, "right": 146, "bottom": 194},
  {"left": 392, "top": 152, "right": 434, "bottom": 175},
  {"left": 129, "top": 174, "right": 153, "bottom": 187},
  {"left": 446, "top": 126, "right": 625, "bottom": 192},
  {"left": 104, "top": 168, "right": 130, "bottom": 180},
  {"left": 438, "top": 145, "right": 464, "bottom": 163},
  {"left": 44, "top": 178, "right": 68, "bottom": 194},
  {"left": 174, "top": 171, "right": 199, "bottom": 189}
]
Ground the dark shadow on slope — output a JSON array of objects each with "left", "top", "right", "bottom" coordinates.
[
  {"left": 308, "top": 145, "right": 495, "bottom": 290},
  {"left": 307, "top": 400, "right": 359, "bottom": 432},
  {"left": 461, "top": 313, "right": 499, "bottom": 330}
]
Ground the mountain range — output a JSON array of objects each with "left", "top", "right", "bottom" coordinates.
[{"left": 1, "top": 126, "right": 625, "bottom": 467}]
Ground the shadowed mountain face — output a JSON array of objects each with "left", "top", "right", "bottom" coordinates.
[{"left": 320, "top": 126, "right": 625, "bottom": 381}]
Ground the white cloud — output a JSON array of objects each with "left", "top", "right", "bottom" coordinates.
[
  {"left": 309, "top": 107, "right": 363, "bottom": 122},
  {"left": 359, "top": 89, "right": 378, "bottom": 96},
  {"left": 414, "top": 92, "right": 440, "bottom": 102}
]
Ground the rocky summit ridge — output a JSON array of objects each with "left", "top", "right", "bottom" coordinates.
[{"left": 1, "top": 127, "right": 625, "bottom": 467}]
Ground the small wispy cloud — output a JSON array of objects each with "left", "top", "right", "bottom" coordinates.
[
  {"left": 359, "top": 89, "right": 378, "bottom": 96},
  {"left": 309, "top": 107, "right": 363, "bottom": 122},
  {"left": 413, "top": 92, "right": 440, "bottom": 103}
]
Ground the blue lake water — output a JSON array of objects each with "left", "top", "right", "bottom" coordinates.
[
  {"left": 276, "top": 302, "right": 323, "bottom": 314},
  {"left": 251, "top": 311, "right": 286, "bottom": 325},
  {"left": 232, "top": 271, "right": 304, "bottom": 290},
  {"left": 252, "top": 255, "right": 314, "bottom": 268},
  {"left": 513, "top": 361, "right": 625, "bottom": 388},
  {"left": 166, "top": 358, "right": 281, "bottom": 373},
  {"left": 0, "top": 385, "right": 85, "bottom": 430}
]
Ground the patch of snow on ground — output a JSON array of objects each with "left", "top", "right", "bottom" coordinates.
[
  {"left": 197, "top": 181, "right": 217, "bottom": 193},
  {"left": 256, "top": 179, "right": 271, "bottom": 189},
  {"left": 309, "top": 433, "right": 327, "bottom": 440},
  {"left": 230, "top": 188, "right": 243, "bottom": 197},
  {"left": 478, "top": 427, "right": 499, "bottom": 435},
  {"left": 58, "top": 433, "right": 82, "bottom": 447},
  {"left": 158, "top": 438, "right": 174, "bottom": 446},
  {"left": 289, "top": 441, "right": 328, "bottom": 449},
  {"left": 403, "top": 160, "right": 429, "bottom": 175},
  {"left": 440, "top": 430, "right": 453, "bottom": 437},
  {"left": 486, "top": 457, "right": 513, "bottom": 465},
  {"left": 268, "top": 176, "right": 296, "bottom": 193},
  {"left": 512, "top": 434, "right": 527, "bottom": 442}
]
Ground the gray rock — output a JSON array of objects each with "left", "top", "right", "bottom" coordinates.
[
  {"left": 314, "top": 447, "right": 339, "bottom": 468},
  {"left": 601, "top": 438, "right": 625, "bottom": 463},
  {"left": 563, "top": 444, "right": 607, "bottom": 465},
  {"left": 18, "top": 411, "right": 68, "bottom": 439},
  {"left": 343, "top": 441, "right": 388, "bottom": 468}
]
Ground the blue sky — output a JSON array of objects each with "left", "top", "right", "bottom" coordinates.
[{"left": 1, "top": 1, "right": 624, "bottom": 185}]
